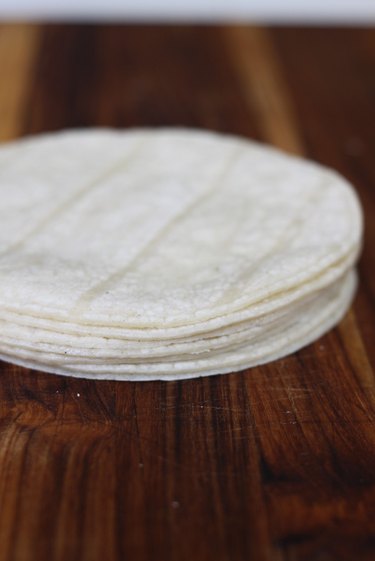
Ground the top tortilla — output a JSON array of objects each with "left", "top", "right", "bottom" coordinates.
[{"left": 0, "top": 128, "right": 362, "bottom": 328}]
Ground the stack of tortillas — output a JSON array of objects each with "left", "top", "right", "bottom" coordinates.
[{"left": 0, "top": 128, "right": 362, "bottom": 381}]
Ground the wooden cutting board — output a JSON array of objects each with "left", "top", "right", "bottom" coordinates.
[{"left": 0, "top": 23, "right": 374, "bottom": 561}]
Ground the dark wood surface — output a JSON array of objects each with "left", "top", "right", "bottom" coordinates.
[{"left": 0, "top": 24, "right": 374, "bottom": 561}]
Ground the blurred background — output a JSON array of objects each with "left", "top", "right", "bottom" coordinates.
[{"left": 0, "top": 0, "right": 375, "bottom": 22}]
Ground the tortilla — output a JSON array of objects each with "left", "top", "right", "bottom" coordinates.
[
  {"left": 0, "top": 128, "right": 362, "bottom": 380},
  {"left": 0, "top": 269, "right": 356, "bottom": 380},
  {"left": 0, "top": 272, "right": 353, "bottom": 359}
]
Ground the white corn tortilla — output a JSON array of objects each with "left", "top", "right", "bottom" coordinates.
[
  {"left": 0, "top": 269, "right": 356, "bottom": 380},
  {"left": 0, "top": 128, "right": 362, "bottom": 380},
  {"left": 0, "top": 272, "right": 353, "bottom": 359},
  {"left": 0, "top": 244, "right": 359, "bottom": 341},
  {"left": 0, "top": 129, "right": 361, "bottom": 327}
]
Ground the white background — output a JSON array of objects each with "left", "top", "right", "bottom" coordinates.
[{"left": 0, "top": 0, "right": 375, "bottom": 23}]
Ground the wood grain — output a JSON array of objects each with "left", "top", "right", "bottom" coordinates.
[
  {"left": 0, "top": 24, "right": 40, "bottom": 141},
  {"left": 225, "top": 26, "right": 303, "bottom": 155},
  {"left": 0, "top": 24, "right": 374, "bottom": 561}
]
